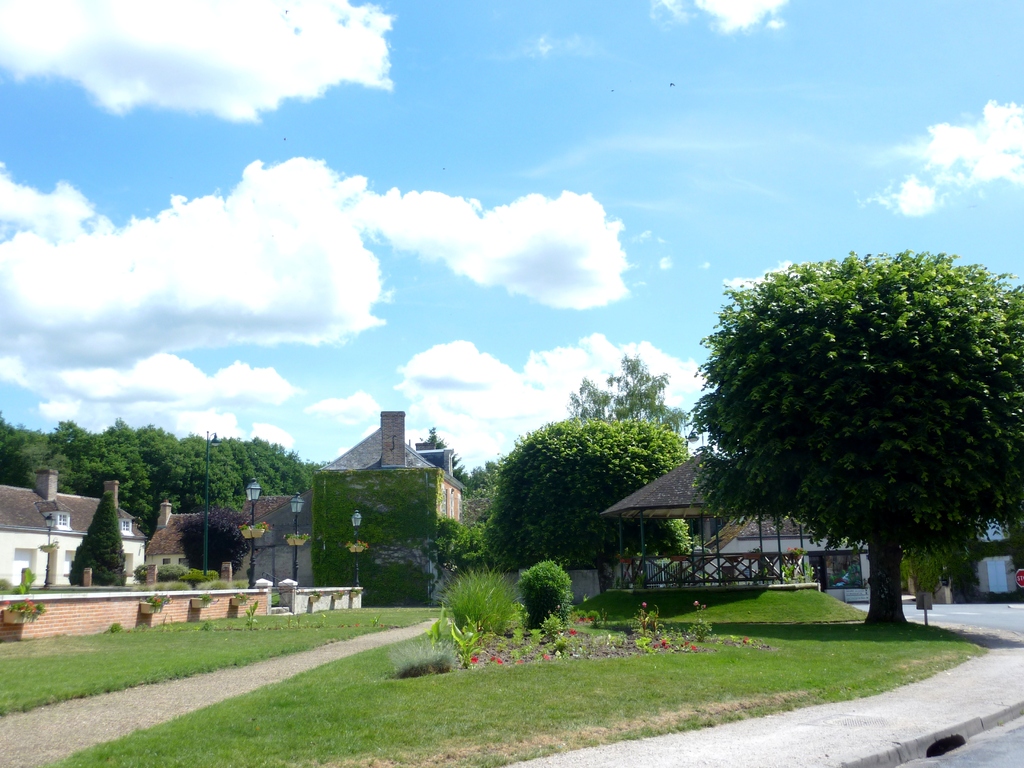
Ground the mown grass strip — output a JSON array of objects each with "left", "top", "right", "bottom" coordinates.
[
  {"left": 581, "top": 587, "right": 867, "bottom": 624},
  {"left": 53, "top": 621, "right": 980, "bottom": 768},
  {"left": 0, "top": 607, "right": 436, "bottom": 715}
]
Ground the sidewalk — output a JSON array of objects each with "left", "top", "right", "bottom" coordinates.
[
  {"left": 509, "top": 627, "right": 1024, "bottom": 768},
  {"left": 0, "top": 621, "right": 432, "bottom": 768}
]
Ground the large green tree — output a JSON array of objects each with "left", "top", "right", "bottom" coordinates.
[
  {"left": 486, "top": 419, "right": 689, "bottom": 570},
  {"left": 568, "top": 354, "right": 687, "bottom": 432},
  {"left": 0, "top": 413, "right": 33, "bottom": 487},
  {"left": 694, "top": 252, "right": 1024, "bottom": 623},
  {"left": 69, "top": 491, "right": 126, "bottom": 586}
]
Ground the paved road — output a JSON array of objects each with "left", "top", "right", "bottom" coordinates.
[
  {"left": 903, "top": 717, "right": 1024, "bottom": 767},
  {"left": 850, "top": 601, "right": 1024, "bottom": 634}
]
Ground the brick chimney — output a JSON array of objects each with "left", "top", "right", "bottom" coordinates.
[
  {"left": 35, "top": 469, "right": 58, "bottom": 501},
  {"left": 380, "top": 411, "right": 406, "bottom": 468},
  {"left": 157, "top": 500, "right": 172, "bottom": 528},
  {"left": 103, "top": 480, "right": 120, "bottom": 509}
]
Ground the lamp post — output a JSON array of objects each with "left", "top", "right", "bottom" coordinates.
[
  {"left": 351, "top": 511, "right": 362, "bottom": 587},
  {"left": 202, "top": 431, "right": 221, "bottom": 574},
  {"left": 43, "top": 513, "right": 55, "bottom": 588},
  {"left": 290, "top": 493, "right": 303, "bottom": 583},
  {"left": 245, "top": 479, "right": 262, "bottom": 588}
]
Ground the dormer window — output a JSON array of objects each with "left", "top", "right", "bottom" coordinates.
[
  {"left": 120, "top": 519, "right": 132, "bottom": 535},
  {"left": 56, "top": 513, "right": 71, "bottom": 530}
]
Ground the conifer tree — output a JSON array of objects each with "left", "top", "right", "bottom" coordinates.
[{"left": 70, "top": 490, "right": 126, "bottom": 586}]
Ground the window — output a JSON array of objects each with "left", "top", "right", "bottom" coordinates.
[
  {"left": 120, "top": 519, "right": 132, "bottom": 534},
  {"left": 56, "top": 513, "right": 71, "bottom": 529},
  {"left": 825, "top": 553, "right": 863, "bottom": 588},
  {"left": 162, "top": 558, "right": 171, "bottom": 565}
]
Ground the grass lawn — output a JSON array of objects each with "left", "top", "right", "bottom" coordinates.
[
  {"left": 0, "top": 607, "right": 436, "bottom": 715},
  {"left": 581, "top": 587, "right": 868, "bottom": 624},
  {"left": 54, "top": 613, "right": 981, "bottom": 767}
]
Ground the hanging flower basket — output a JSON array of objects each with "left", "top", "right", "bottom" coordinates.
[
  {"left": 286, "top": 534, "right": 310, "bottom": 546},
  {"left": 2, "top": 600, "right": 46, "bottom": 624},
  {"left": 140, "top": 594, "right": 171, "bottom": 614},
  {"left": 190, "top": 594, "right": 214, "bottom": 610},
  {"left": 240, "top": 522, "right": 270, "bottom": 539},
  {"left": 346, "top": 540, "right": 369, "bottom": 553},
  {"left": 38, "top": 543, "right": 59, "bottom": 553},
  {"left": 229, "top": 593, "right": 250, "bottom": 607}
]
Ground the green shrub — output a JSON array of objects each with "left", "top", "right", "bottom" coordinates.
[
  {"left": 158, "top": 564, "right": 190, "bottom": 582},
  {"left": 181, "top": 569, "right": 218, "bottom": 585},
  {"left": 518, "top": 561, "right": 573, "bottom": 629},
  {"left": 108, "top": 623, "right": 124, "bottom": 634},
  {"left": 0, "top": 578, "right": 12, "bottom": 593},
  {"left": 204, "top": 580, "right": 229, "bottom": 590},
  {"left": 70, "top": 491, "right": 126, "bottom": 586},
  {"left": 441, "top": 569, "right": 519, "bottom": 634},
  {"left": 163, "top": 581, "right": 192, "bottom": 591},
  {"left": 391, "top": 638, "right": 456, "bottom": 678}
]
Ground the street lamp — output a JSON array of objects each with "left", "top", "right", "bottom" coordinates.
[
  {"left": 351, "top": 510, "right": 362, "bottom": 587},
  {"left": 43, "top": 513, "right": 55, "bottom": 588},
  {"left": 203, "top": 431, "right": 221, "bottom": 574},
  {"left": 245, "top": 479, "right": 262, "bottom": 588},
  {"left": 290, "top": 493, "right": 303, "bottom": 583}
]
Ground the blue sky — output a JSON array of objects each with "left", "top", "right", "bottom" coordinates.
[{"left": 1, "top": 0, "right": 1022, "bottom": 468}]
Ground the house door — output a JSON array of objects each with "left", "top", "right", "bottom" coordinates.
[
  {"left": 987, "top": 558, "right": 1009, "bottom": 593},
  {"left": 809, "top": 554, "right": 828, "bottom": 592}
]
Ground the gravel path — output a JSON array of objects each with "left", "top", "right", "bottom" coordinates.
[{"left": 0, "top": 621, "right": 432, "bottom": 768}]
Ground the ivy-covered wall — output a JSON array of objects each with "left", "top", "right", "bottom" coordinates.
[{"left": 311, "top": 469, "right": 442, "bottom": 606}]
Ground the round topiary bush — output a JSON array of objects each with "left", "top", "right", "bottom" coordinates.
[{"left": 518, "top": 560, "right": 573, "bottom": 629}]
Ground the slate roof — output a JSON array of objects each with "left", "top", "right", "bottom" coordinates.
[
  {"left": 321, "top": 429, "right": 465, "bottom": 489},
  {"left": 600, "top": 458, "right": 704, "bottom": 519},
  {"left": 0, "top": 483, "right": 143, "bottom": 537}
]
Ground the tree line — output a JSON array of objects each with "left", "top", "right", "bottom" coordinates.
[{"left": 0, "top": 416, "right": 320, "bottom": 538}]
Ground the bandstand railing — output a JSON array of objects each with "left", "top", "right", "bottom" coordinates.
[{"left": 618, "top": 551, "right": 802, "bottom": 588}]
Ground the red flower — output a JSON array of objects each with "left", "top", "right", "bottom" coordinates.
[
  {"left": 569, "top": 629, "right": 577, "bottom": 636},
  {"left": 693, "top": 600, "right": 700, "bottom": 607},
  {"left": 661, "top": 639, "right": 669, "bottom": 648},
  {"left": 543, "top": 653, "right": 551, "bottom": 660},
  {"left": 642, "top": 602, "right": 647, "bottom": 608},
  {"left": 691, "top": 644, "right": 697, "bottom": 651},
  {"left": 470, "top": 656, "right": 479, "bottom": 664},
  {"left": 743, "top": 637, "right": 750, "bottom": 644},
  {"left": 496, "top": 658, "right": 504, "bottom": 665},
  {"left": 516, "top": 659, "right": 524, "bottom": 664}
]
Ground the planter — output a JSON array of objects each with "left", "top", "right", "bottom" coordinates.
[
  {"left": 190, "top": 598, "right": 211, "bottom": 610},
  {"left": 229, "top": 597, "right": 248, "bottom": 607},
  {"left": 139, "top": 602, "right": 159, "bottom": 614},
  {"left": 286, "top": 536, "right": 308, "bottom": 546},
  {"left": 240, "top": 529, "right": 266, "bottom": 539},
  {"left": 347, "top": 544, "right": 367, "bottom": 553},
  {"left": 39, "top": 543, "right": 59, "bottom": 553},
  {"left": 3, "top": 610, "right": 29, "bottom": 625}
]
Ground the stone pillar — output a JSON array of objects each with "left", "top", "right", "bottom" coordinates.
[
  {"left": 279, "top": 579, "right": 297, "bottom": 613},
  {"left": 220, "top": 562, "right": 233, "bottom": 582},
  {"left": 146, "top": 564, "right": 157, "bottom": 586},
  {"left": 255, "top": 578, "right": 273, "bottom": 614},
  {"left": 83, "top": 567, "right": 92, "bottom": 587},
  {"left": 352, "top": 587, "right": 362, "bottom": 609}
]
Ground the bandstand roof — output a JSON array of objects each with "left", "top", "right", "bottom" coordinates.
[{"left": 600, "top": 458, "right": 705, "bottom": 520}]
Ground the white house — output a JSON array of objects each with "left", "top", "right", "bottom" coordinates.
[{"left": 0, "top": 470, "right": 147, "bottom": 587}]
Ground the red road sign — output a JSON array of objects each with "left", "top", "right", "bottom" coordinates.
[{"left": 1017, "top": 569, "right": 1024, "bottom": 589}]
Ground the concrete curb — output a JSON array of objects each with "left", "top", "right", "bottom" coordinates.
[{"left": 840, "top": 701, "right": 1024, "bottom": 768}]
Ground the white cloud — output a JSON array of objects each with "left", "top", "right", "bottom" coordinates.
[
  {"left": 0, "top": 158, "right": 629, "bottom": 379},
  {"left": 354, "top": 189, "right": 630, "bottom": 309},
  {"left": 700, "top": 261, "right": 710, "bottom": 269},
  {"left": 523, "top": 34, "right": 597, "bottom": 59},
  {"left": 305, "top": 390, "right": 381, "bottom": 424},
  {"left": 0, "top": 0, "right": 393, "bottom": 121},
  {"left": 175, "top": 409, "right": 244, "bottom": 440},
  {"left": 0, "top": 158, "right": 386, "bottom": 370},
  {"left": 875, "top": 101, "right": 1024, "bottom": 216},
  {"left": 652, "top": 0, "right": 788, "bottom": 32},
  {"left": 659, "top": 256, "right": 673, "bottom": 270},
  {"left": 724, "top": 260, "right": 793, "bottom": 289},
  {"left": 396, "top": 334, "right": 702, "bottom": 466},
  {"left": 251, "top": 422, "right": 295, "bottom": 449}
]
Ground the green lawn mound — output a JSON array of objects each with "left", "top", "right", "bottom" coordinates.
[{"left": 581, "top": 587, "right": 866, "bottom": 624}]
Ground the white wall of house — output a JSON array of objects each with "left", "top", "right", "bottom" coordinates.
[{"left": 0, "top": 528, "right": 146, "bottom": 586}]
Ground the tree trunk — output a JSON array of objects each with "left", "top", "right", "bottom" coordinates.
[{"left": 865, "top": 537, "right": 906, "bottom": 623}]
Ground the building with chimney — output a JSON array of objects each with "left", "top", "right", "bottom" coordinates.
[
  {"left": 0, "top": 471, "right": 146, "bottom": 587},
  {"left": 311, "top": 411, "right": 465, "bottom": 604}
]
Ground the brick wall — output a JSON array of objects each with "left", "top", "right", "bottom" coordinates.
[
  {"left": 380, "top": 411, "right": 406, "bottom": 467},
  {"left": 0, "top": 588, "right": 271, "bottom": 642}
]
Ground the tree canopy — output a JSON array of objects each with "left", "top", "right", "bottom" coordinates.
[
  {"left": 568, "top": 354, "right": 687, "bottom": 432},
  {"left": 694, "top": 252, "right": 1024, "bottom": 622},
  {"left": 177, "top": 507, "right": 249, "bottom": 572},
  {"left": 0, "top": 419, "right": 320, "bottom": 537},
  {"left": 69, "top": 491, "right": 126, "bottom": 586},
  {"left": 486, "top": 419, "right": 689, "bottom": 570}
]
